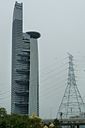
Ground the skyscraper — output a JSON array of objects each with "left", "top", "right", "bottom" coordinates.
[{"left": 11, "top": 1, "right": 40, "bottom": 116}]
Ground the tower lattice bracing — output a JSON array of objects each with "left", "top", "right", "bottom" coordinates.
[{"left": 57, "top": 53, "right": 85, "bottom": 119}]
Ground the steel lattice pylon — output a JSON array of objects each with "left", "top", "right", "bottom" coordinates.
[{"left": 57, "top": 53, "right": 85, "bottom": 119}]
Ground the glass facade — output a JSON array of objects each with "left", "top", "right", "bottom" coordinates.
[{"left": 11, "top": 2, "right": 40, "bottom": 116}]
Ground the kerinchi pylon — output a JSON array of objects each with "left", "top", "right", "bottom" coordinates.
[{"left": 57, "top": 53, "right": 85, "bottom": 119}]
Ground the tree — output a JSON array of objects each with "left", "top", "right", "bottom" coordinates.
[
  {"left": 0, "top": 107, "right": 7, "bottom": 117},
  {"left": 0, "top": 107, "right": 43, "bottom": 128},
  {"left": 53, "top": 118, "right": 61, "bottom": 128},
  {"left": 29, "top": 114, "right": 42, "bottom": 128}
]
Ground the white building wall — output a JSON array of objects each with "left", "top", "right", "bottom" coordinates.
[{"left": 29, "top": 38, "right": 39, "bottom": 116}]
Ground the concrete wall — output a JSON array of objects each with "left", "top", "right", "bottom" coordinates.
[{"left": 29, "top": 38, "right": 39, "bottom": 116}]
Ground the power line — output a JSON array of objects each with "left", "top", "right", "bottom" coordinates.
[
  {"left": 40, "top": 63, "right": 68, "bottom": 77},
  {"left": 40, "top": 68, "right": 67, "bottom": 82},
  {"left": 40, "top": 56, "right": 68, "bottom": 71},
  {"left": 40, "top": 84, "right": 65, "bottom": 102},
  {"left": 40, "top": 61, "right": 68, "bottom": 75},
  {"left": 40, "top": 78, "right": 67, "bottom": 92},
  {"left": 40, "top": 79, "right": 67, "bottom": 98}
]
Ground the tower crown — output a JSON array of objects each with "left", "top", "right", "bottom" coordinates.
[
  {"left": 15, "top": 1, "right": 23, "bottom": 7},
  {"left": 26, "top": 31, "right": 41, "bottom": 39}
]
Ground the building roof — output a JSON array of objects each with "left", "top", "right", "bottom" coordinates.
[{"left": 26, "top": 31, "right": 41, "bottom": 39}]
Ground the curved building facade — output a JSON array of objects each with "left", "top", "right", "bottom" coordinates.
[{"left": 11, "top": 2, "right": 40, "bottom": 116}]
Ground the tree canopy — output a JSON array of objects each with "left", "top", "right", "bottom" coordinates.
[{"left": 0, "top": 107, "right": 60, "bottom": 128}]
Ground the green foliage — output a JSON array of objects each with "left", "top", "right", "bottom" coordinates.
[
  {"left": 29, "top": 115, "right": 42, "bottom": 128},
  {"left": 0, "top": 107, "right": 7, "bottom": 117},
  {"left": 53, "top": 118, "right": 61, "bottom": 128},
  {"left": 0, "top": 108, "right": 62, "bottom": 128},
  {"left": 0, "top": 108, "right": 42, "bottom": 128}
]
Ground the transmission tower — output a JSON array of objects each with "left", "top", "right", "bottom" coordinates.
[{"left": 57, "top": 53, "right": 85, "bottom": 119}]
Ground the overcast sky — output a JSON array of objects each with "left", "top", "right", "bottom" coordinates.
[{"left": 0, "top": 0, "right": 85, "bottom": 119}]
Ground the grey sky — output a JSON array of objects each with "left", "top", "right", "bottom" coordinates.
[{"left": 0, "top": 0, "right": 85, "bottom": 119}]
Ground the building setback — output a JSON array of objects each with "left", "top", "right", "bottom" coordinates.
[{"left": 11, "top": 1, "right": 40, "bottom": 116}]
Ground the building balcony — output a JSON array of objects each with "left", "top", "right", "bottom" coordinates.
[
  {"left": 15, "top": 80, "right": 29, "bottom": 85},
  {"left": 17, "top": 59, "right": 30, "bottom": 64},
  {"left": 15, "top": 90, "right": 29, "bottom": 95},
  {"left": 22, "top": 50, "right": 30, "bottom": 53},
  {"left": 17, "top": 53, "right": 30, "bottom": 57},
  {"left": 16, "top": 69, "right": 30, "bottom": 74},
  {"left": 14, "top": 101, "right": 28, "bottom": 106}
]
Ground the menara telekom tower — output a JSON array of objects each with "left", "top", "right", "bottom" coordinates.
[{"left": 11, "top": 1, "right": 41, "bottom": 116}]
